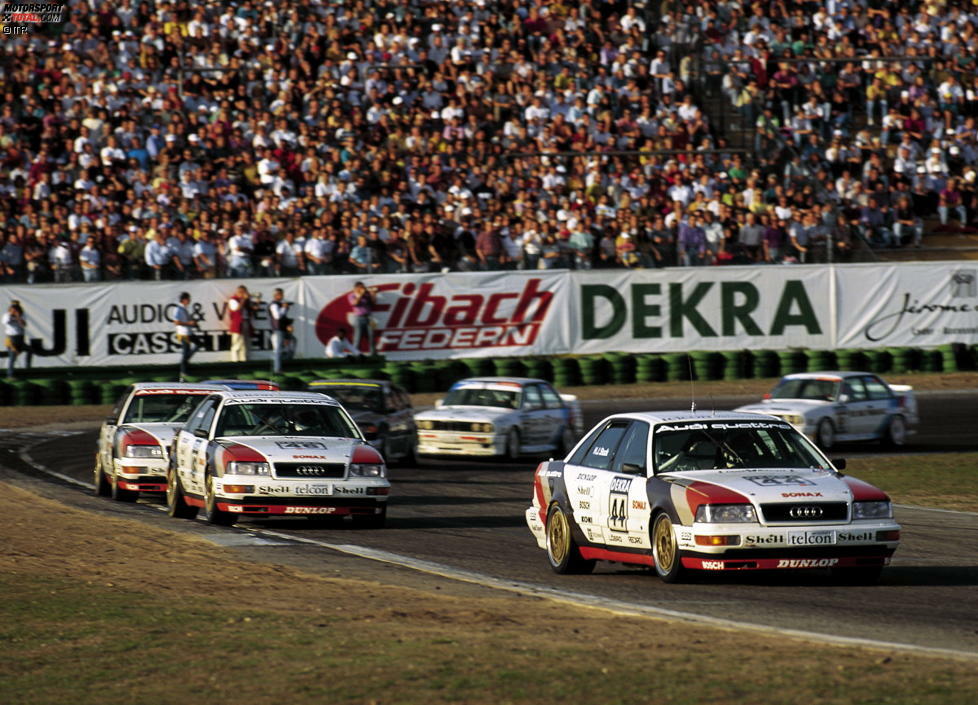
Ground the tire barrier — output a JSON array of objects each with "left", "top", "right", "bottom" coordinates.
[
  {"left": 604, "top": 352, "right": 636, "bottom": 385},
  {"left": 578, "top": 355, "right": 610, "bottom": 386},
  {"left": 522, "top": 357, "right": 553, "bottom": 383},
  {"left": 721, "top": 350, "right": 752, "bottom": 381},
  {"left": 635, "top": 354, "right": 666, "bottom": 383},
  {"left": 777, "top": 350, "right": 808, "bottom": 376},
  {"left": 754, "top": 350, "right": 780, "bottom": 379},
  {"left": 551, "top": 357, "right": 581, "bottom": 388}
]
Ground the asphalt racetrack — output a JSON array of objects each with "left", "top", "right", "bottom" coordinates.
[{"left": 19, "top": 391, "right": 978, "bottom": 656}]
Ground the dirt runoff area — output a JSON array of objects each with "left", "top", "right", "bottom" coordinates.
[
  {"left": 2, "top": 371, "right": 976, "bottom": 430},
  {"left": 1, "top": 479, "right": 977, "bottom": 705}
]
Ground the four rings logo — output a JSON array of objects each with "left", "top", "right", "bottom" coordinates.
[
  {"left": 789, "top": 505, "right": 824, "bottom": 519},
  {"left": 315, "top": 278, "right": 554, "bottom": 354},
  {"left": 294, "top": 466, "right": 323, "bottom": 476}
]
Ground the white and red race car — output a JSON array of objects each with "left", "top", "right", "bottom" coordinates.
[
  {"left": 95, "top": 382, "right": 228, "bottom": 501},
  {"left": 166, "top": 390, "right": 390, "bottom": 527},
  {"left": 527, "top": 411, "right": 900, "bottom": 584}
]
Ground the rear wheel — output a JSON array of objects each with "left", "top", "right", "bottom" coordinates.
[
  {"left": 815, "top": 418, "right": 835, "bottom": 451},
  {"left": 652, "top": 513, "right": 686, "bottom": 583},
  {"left": 166, "top": 467, "right": 198, "bottom": 519},
  {"left": 203, "top": 475, "right": 236, "bottom": 526},
  {"left": 110, "top": 465, "right": 138, "bottom": 503},
  {"left": 546, "top": 504, "right": 595, "bottom": 574},
  {"left": 882, "top": 415, "right": 907, "bottom": 449},
  {"left": 93, "top": 455, "right": 110, "bottom": 497},
  {"left": 351, "top": 505, "right": 387, "bottom": 529}
]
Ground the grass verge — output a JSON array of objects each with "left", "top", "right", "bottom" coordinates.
[
  {"left": 846, "top": 453, "right": 978, "bottom": 512},
  {"left": 1, "top": 483, "right": 976, "bottom": 705}
]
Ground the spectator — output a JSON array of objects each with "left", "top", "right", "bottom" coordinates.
[
  {"left": 144, "top": 232, "right": 176, "bottom": 281},
  {"left": 79, "top": 235, "right": 102, "bottom": 282},
  {"left": 325, "top": 327, "right": 357, "bottom": 359},
  {"left": 173, "top": 291, "right": 200, "bottom": 380},
  {"left": 4, "top": 300, "right": 31, "bottom": 378},
  {"left": 267, "top": 288, "right": 292, "bottom": 375},
  {"left": 348, "top": 281, "right": 376, "bottom": 356},
  {"left": 227, "top": 285, "right": 255, "bottom": 363}
]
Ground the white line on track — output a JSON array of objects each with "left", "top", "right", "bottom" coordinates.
[{"left": 17, "top": 433, "right": 978, "bottom": 663}]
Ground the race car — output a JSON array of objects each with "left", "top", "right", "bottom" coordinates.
[
  {"left": 526, "top": 411, "right": 900, "bottom": 584},
  {"left": 734, "top": 371, "right": 918, "bottom": 451},
  {"left": 307, "top": 379, "right": 417, "bottom": 464},
  {"left": 414, "top": 377, "right": 583, "bottom": 459},
  {"left": 166, "top": 390, "right": 390, "bottom": 527},
  {"left": 94, "top": 382, "right": 228, "bottom": 502}
]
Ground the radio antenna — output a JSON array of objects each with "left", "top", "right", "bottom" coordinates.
[{"left": 687, "top": 354, "right": 696, "bottom": 413}]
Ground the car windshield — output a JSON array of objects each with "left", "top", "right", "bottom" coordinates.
[
  {"left": 442, "top": 387, "right": 520, "bottom": 409},
  {"left": 653, "top": 421, "right": 831, "bottom": 472},
  {"left": 123, "top": 393, "right": 207, "bottom": 424},
  {"left": 314, "top": 386, "right": 384, "bottom": 413},
  {"left": 770, "top": 378, "right": 839, "bottom": 402},
  {"left": 214, "top": 403, "right": 360, "bottom": 438}
]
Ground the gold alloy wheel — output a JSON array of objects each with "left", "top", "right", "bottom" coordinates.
[
  {"left": 653, "top": 514, "right": 677, "bottom": 572},
  {"left": 547, "top": 507, "right": 570, "bottom": 566}
]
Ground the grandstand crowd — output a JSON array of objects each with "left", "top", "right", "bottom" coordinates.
[{"left": 1, "top": 0, "right": 977, "bottom": 284}]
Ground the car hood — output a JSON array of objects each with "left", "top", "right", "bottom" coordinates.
[
  {"left": 125, "top": 422, "right": 184, "bottom": 452},
  {"left": 214, "top": 435, "right": 366, "bottom": 463},
  {"left": 735, "top": 399, "right": 831, "bottom": 416},
  {"left": 414, "top": 406, "right": 515, "bottom": 424},
  {"left": 664, "top": 467, "right": 853, "bottom": 505}
]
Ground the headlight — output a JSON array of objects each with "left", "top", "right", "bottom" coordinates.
[
  {"left": 853, "top": 500, "right": 892, "bottom": 519},
  {"left": 695, "top": 504, "right": 757, "bottom": 523},
  {"left": 418, "top": 420, "right": 433, "bottom": 430},
  {"left": 226, "top": 461, "right": 270, "bottom": 476},
  {"left": 124, "top": 445, "right": 162, "bottom": 458},
  {"left": 785, "top": 414, "right": 804, "bottom": 426},
  {"left": 482, "top": 423, "right": 494, "bottom": 433},
  {"left": 349, "top": 463, "right": 386, "bottom": 478}
]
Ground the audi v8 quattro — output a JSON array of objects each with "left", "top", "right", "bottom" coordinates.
[
  {"left": 167, "top": 390, "right": 390, "bottom": 527},
  {"left": 526, "top": 412, "right": 900, "bottom": 583},
  {"left": 95, "top": 382, "right": 229, "bottom": 502}
]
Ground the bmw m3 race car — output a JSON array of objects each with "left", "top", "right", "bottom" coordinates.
[
  {"left": 166, "top": 390, "right": 390, "bottom": 527},
  {"left": 94, "top": 382, "right": 228, "bottom": 501},
  {"left": 414, "top": 377, "right": 583, "bottom": 459},
  {"left": 735, "top": 372, "right": 918, "bottom": 451},
  {"left": 527, "top": 411, "right": 900, "bottom": 583},
  {"left": 307, "top": 379, "right": 417, "bottom": 464}
]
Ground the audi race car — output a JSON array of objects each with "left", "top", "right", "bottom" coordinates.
[
  {"left": 735, "top": 372, "right": 918, "bottom": 451},
  {"left": 527, "top": 412, "right": 900, "bottom": 584},
  {"left": 166, "top": 390, "right": 390, "bottom": 527},
  {"left": 95, "top": 382, "right": 228, "bottom": 501},
  {"left": 308, "top": 379, "right": 417, "bottom": 464},
  {"left": 414, "top": 377, "right": 583, "bottom": 459}
]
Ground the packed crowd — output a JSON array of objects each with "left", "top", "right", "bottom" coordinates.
[
  {"left": 696, "top": 0, "right": 978, "bottom": 249},
  {"left": 2, "top": 1, "right": 976, "bottom": 286}
]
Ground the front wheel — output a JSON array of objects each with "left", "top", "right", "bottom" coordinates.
[
  {"left": 503, "top": 428, "right": 521, "bottom": 461},
  {"left": 166, "top": 468, "right": 198, "bottom": 519},
  {"left": 815, "top": 418, "right": 835, "bottom": 451},
  {"left": 93, "top": 455, "right": 111, "bottom": 497},
  {"left": 351, "top": 505, "right": 387, "bottom": 529},
  {"left": 110, "top": 465, "right": 139, "bottom": 503},
  {"left": 652, "top": 513, "right": 686, "bottom": 583},
  {"left": 203, "top": 475, "right": 236, "bottom": 526},
  {"left": 882, "top": 415, "right": 907, "bottom": 449},
  {"left": 546, "top": 504, "right": 595, "bottom": 574}
]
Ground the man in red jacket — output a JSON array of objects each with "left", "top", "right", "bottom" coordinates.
[{"left": 227, "top": 285, "right": 255, "bottom": 362}]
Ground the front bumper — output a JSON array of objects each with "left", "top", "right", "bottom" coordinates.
[
  {"left": 417, "top": 430, "right": 506, "bottom": 457},
  {"left": 113, "top": 458, "right": 168, "bottom": 492},
  {"left": 212, "top": 476, "right": 389, "bottom": 516}
]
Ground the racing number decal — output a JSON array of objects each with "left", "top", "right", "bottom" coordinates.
[{"left": 608, "top": 477, "right": 632, "bottom": 532}]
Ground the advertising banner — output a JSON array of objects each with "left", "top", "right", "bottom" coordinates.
[
  {"left": 571, "top": 266, "right": 833, "bottom": 354},
  {"left": 835, "top": 262, "right": 978, "bottom": 348}
]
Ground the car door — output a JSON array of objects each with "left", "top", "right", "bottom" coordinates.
[
  {"left": 861, "top": 374, "right": 896, "bottom": 436},
  {"left": 563, "top": 419, "right": 631, "bottom": 548},
  {"left": 537, "top": 383, "right": 568, "bottom": 450},
  {"left": 386, "top": 385, "right": 414, "bottom": 455},
  {"left": 609, "top": 421, "right": 652, "bottom": 549},
  {"left": 177, "top": 396, "right": 219, "bottom": 495},
  {"left": 839, "top": 377, "right": 874, "bottom": 436},
  {"left": 520, "top": 384, "right": 546, "bottom": 446}
]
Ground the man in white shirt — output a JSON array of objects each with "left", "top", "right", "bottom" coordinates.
[
  {"left": 227, "top": 224, "right": 253, "bottom": 277},
  {"left": 267, "top": 288, "right": 292, "bottom": 374},
  {"left": 173, "top": 291, "right": 200, "bottom": 379},
  {"left": 325, "top": 327, "right": 357, "bottom": 358},
  {"left": 79, "top": 236, "right": 101, "bottom": 282}
]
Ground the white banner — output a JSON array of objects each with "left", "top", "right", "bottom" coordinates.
[
  {"left": 836, "top": 262, "right": 978, "bottom": 348},
  {"left": 2, "top": 262, "right": 976, "bottom": 369}
]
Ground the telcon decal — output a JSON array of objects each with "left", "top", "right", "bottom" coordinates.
[{"left": 314, "top": 277, "right": 556, "bottom": 354}]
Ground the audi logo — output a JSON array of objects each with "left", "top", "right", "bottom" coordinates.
[
  {"left": 789, "top": 505, "right": 824, "bottom": 519},
  {"left": 295, "top": 466, "right": 321, "bottom": 476}
]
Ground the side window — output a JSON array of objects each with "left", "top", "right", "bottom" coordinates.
[
  {"left": 843, "top": 378, "right": 868, "bottom": 402},
  {"left": 522, "top": 384, "right": 544, "bottom": 410},
  {"left": 862, "top": 376, "right": 891, "bottom": 401},
  {"left": 397, "top": 389, "right": 413, "bottom": 411},
  {"left": 539, "top": 384, "right": 563, "bottom": 409},
  {"left": 578, "top": 421, "right": 630, "bottom": 471},
  {"left": 612, "top": 422, "right": 650, "bottom": 474},
  {"left": 186, "top": 397, "right": 218, "bottom": 435}
]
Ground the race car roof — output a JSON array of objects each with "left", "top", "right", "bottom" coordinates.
[
  {"left": 218, "top": 390, "right": 342, "bottom": 405},
  {"left": 451, "top": 377, "right": 548, "bottom": 388},
  {"left": 778, "top": 371, "right": 865, "bottom": 380},
  {"left": 597, "top": 410, "right": 793, "bottom": 426},
  {"left": 131, "top": 382, "right": 228, "bottom": 394}
]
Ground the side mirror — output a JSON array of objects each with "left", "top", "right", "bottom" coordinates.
[
  {"left": 621, "top": 463, "right": 644, "bottom": 475},
  {"left": 831, "top": 458, "right": 847, "bottom": 471},
  {"left": 434, "top": 399, "right": 444, "bottom": 409},
  {"left": 193, "top": 428, "right": 209, "bottom": 439}
]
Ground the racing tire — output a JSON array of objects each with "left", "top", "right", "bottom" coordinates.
[
  {"left": 652, "top": 513, "right": 687, "bottom": 584},
  {"left": 504, "top": 428, "right": 521, "bottom": 461},
  {"left": 351, "top": 505, "right": 387, "bottom": 529},
  {"left": 815, "top": 419, "right": 836, "bottom": 452},
  {"left": 166, "top": 468, "right": 198, "bottom": 520},
  {"left": 93, "top": 456, "right": 111, "bottom": 497},
  {"left": 203, "top": 475, "right": 236, "bottom": 526},
  {"left": 545, "top": 504, "right": 595, "bottom": 575},
  {"left": 831, "top": 565, "right": 884, "bottom": 585},
  {"left": 110, "top": 466, "right": 139, "bottom": 503},
  {"left": 882, "top": 415, "right": 907, "bottom": 449}
]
